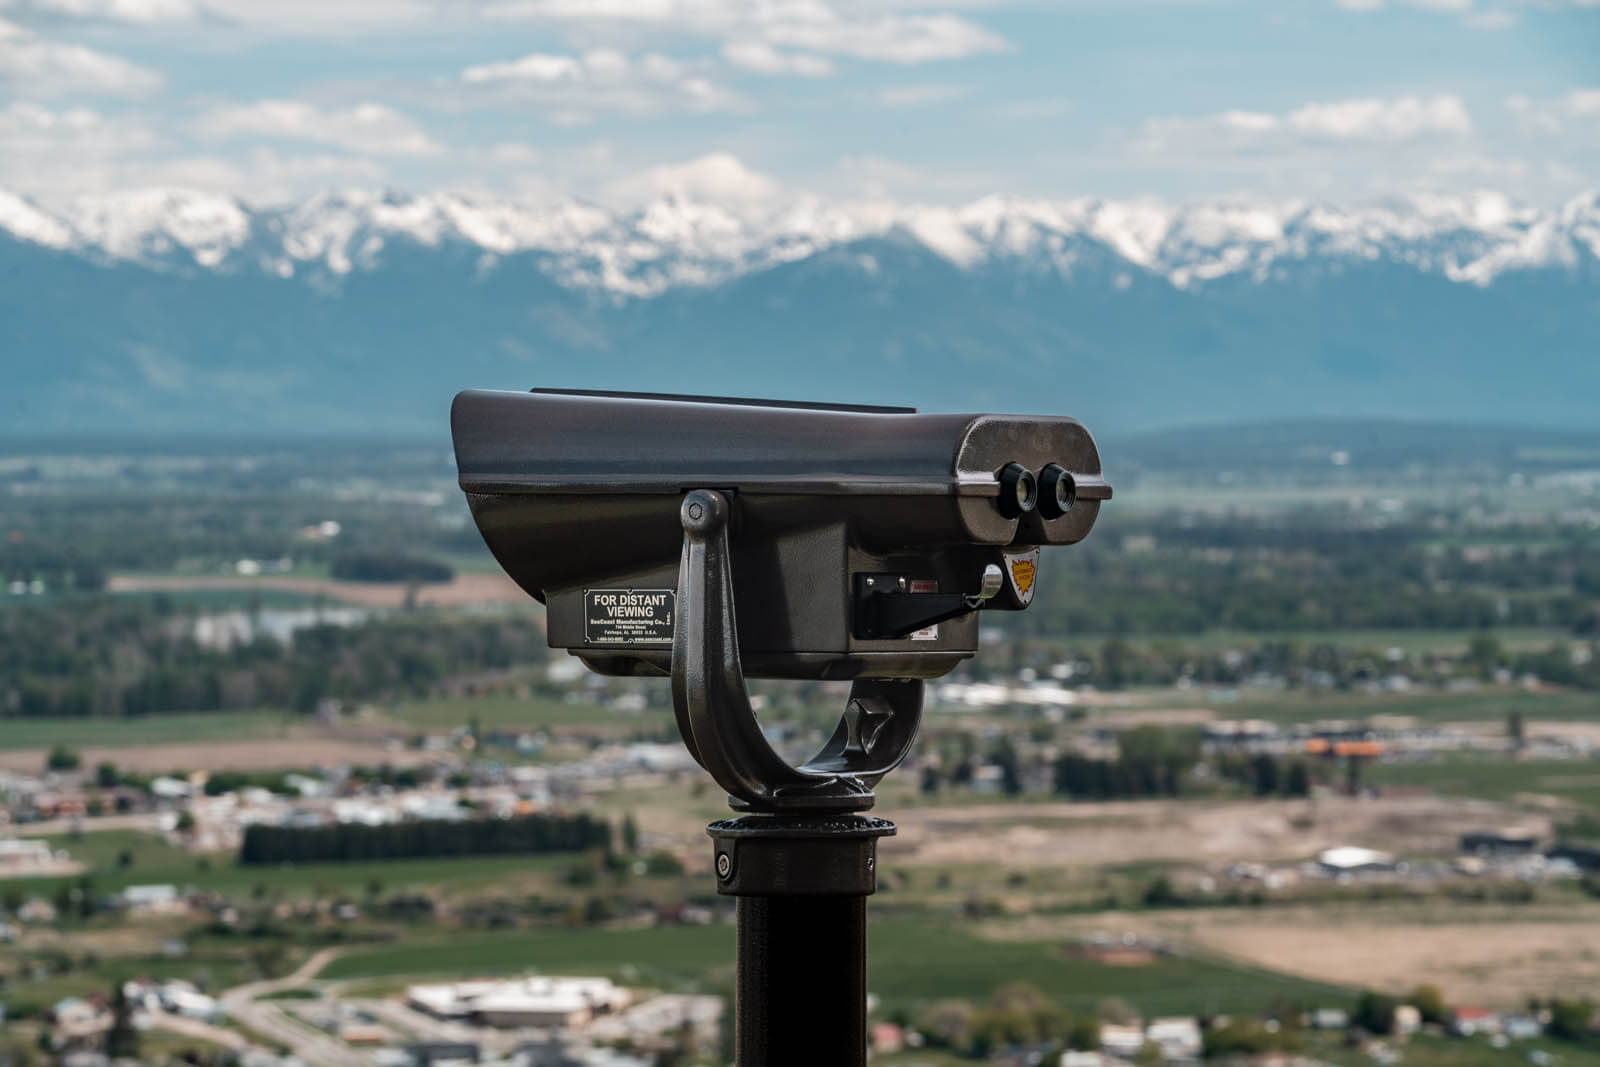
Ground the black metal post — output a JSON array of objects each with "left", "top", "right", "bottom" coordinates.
[{"left": 708, "top": 814, "right": 896, "bottom": 1067}]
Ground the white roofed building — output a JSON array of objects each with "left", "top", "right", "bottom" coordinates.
[{"left": 407, "top": 976, "right": 630, "bottom": 1030}]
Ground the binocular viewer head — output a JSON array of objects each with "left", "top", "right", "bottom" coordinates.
[{"left": 453, "top": 388, "right": 1111, "bottom": 683}]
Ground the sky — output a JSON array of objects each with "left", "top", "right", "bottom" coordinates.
[{"left": 0, "top": 0, "right": 1596, "bottom": 211}]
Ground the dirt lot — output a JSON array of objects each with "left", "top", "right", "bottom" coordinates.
[
  {"left": 108, "top": 572, "right": 527, "bottom": 608},
  {"left": 882, "top": 794, "right": 1542, "bottom": 869},
  {"left": 988, "top": 903, "right": 1600, "bottom": 1007}
]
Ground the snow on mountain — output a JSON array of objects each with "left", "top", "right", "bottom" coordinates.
[
  {"left": 1, "top": 185, "right": 1595, "bottom": 295},
  {"left": 66, "top": 188, "right": 252, "bottom": 268},
  {"left": 0, "top": 189, "right": 75, "bottom": 250}
]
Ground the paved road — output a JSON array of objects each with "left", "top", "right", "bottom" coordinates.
[
  {"left": 220, "top": 948, "right": 372, "bottom": 1067},
  {"left": 10, "top": 813, "right": 163, "bottom": 837},
  {"left": 145, "top": 1009, "right": 253, "bottom": 1052}
]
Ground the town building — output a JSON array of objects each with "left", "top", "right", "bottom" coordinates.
[{"left": 407, "top": 976, "right": 630, "bottom": 1030}]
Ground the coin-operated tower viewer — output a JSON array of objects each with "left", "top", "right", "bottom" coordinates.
[{"left": 451, "top": 388, "right": 1112, "bottom": 1067}]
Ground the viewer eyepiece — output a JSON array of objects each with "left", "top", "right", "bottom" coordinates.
[
  {"left": 997, "top": 462, "right": 1038, "bottom": 518},
  {"left": 1038, "top": 463, "right": 1076, "bottom": 518}
]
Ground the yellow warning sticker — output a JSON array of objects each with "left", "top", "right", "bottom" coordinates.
[{"left": 1009, "top": 558, "right": 1036, "bottom": 597}]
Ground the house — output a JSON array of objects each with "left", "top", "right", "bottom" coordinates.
[
  {"left": 0, "top": 837, "right": 56, "bottom": 872},
  {"left": 339, "top": 1023, "right": 391, "bottom": 1046},
  {"left": 1393, "top": 1005, "right": 1420, "bottom": 1036},
  {"left": 1100, "top": 1024, "right": 1146, "bottom": 1059},
  {"left": 1316, "top": 846, "right": 1397, "bottom": 875},
  {"left": 1310, "top": 1008, "right": 1349, "bottom": 1030},
  {"left": 1061, "top": 1053, "right": 1106, "bottom": 1067},
  {"left": 17, "top": 896, "right": 56, "bottom": 923},
  {"left": 149, "top": 776, "right": 191, "bottom": 801},
  {"left": 162, "top": 985, "right": 225, "bottom": 1024},
  {"left": 871, "top": 1022, "right": 904, "bottom": 1054},
  {"left": 51, "top": 997, "right": 109, "bottom": 1047},
  {"left": 1451, "top": 1007, "right": 1501, "bottom": 1037},
  {"left": 1460, "top": 829, "right": 1539, "bottom": 855},
  {"left": 1503, "top": 1016, "right": 1543, "bottom": 1040},
  {"left": 1146, "top": 1018, "right": 1202, "bottom": 1061},
  {"left": 121, "top": 884, "right": 182, "bottom": 915}
]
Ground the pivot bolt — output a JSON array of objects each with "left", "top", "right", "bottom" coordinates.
[{"left": 716, "top": 852, "right": 732, "bottom": 879}]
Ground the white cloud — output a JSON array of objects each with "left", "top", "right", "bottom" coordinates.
[
  {"left": 1287, "top": 95, "right": 1471, "bottom": 139},
  {"left": 460, "top": 47, "right": 743, "bottom": 115},
  {"left": 0, "top": 16, "right": 163, "bottom": 94},
  {"left": 604, "top": 152, "right": 784, "bottom": 209},
  {"left": 1338, "top": 0, "right": 1588, "bottom": 25},
  {"left": 481, "top": 1, "right": 1007, "bottom": 65},
  {"left": 1565, "top": 88, "right": 1600, "bottom": 115},
  {"left": 721, "top": 41, "right": 832, "bottom": 76},
  {"left": 826, "top": 152, "right": 1007, "bottom": 204},
  {"left": 0, "top": 98, "right": 159, "bottom": 156},
  {"left": 1135, "top": 94, "right": 1473, "bottom": 152},
  {"left": 143, "top": 149, "right": 387, "bottom": 202},
  {"left": 102, "top": 0, "right": 437, "bottom": 31},
  {"left": 0, "top": 99, "right": 396, "bottom": 206},
  {"left": 766, "top": 11, "right": 1005, "bottom": 62},
  {"left": 23, "top": 0, "right": 199, "bottom": 21},
  {"left": 195, "top": 100, "right": 442, "bottom": 157},
  {"left": 464, "top": 52, "right": 584, "bottom": 84},
  {"left": 1505, "top": 87, "right": 1600, "bottom": 133}
]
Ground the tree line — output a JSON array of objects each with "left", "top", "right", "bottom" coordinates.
[
  {"left": 0, "top": 597, "right": 547, "bottom": 719},
  {"left": 329, "top": 552, "right": 454, "bottom": 584},
  {"left": 239, "top": 811, "right": 611, "bottom": 865}
]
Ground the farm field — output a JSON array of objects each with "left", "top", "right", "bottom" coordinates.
[
  {"left": 1056, "top": 628, "right": 1573, "bottom": 655},
  {"left": 7, "top": 829, "right": 579, "bottom": 900},
  {"left": 1366, "top": 754, "right": 1600, "bottom": 807},
  {"left": 1019, "top": 901, "right": 1600, "bottom": 1007},
  {"left": 107, "top": 572, "right": 529, "bottom": 608},
  {"left": 314, "top": 916, "right": 1354, "bottom": 1018},
  {"left": 1198, "top": 686, "right": 1600, "bottom": 726},
  {"left": 0, "top": 710, "right": 297, "bottom": 752}
]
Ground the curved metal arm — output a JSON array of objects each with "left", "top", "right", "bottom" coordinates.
[{"left": 671, "top": 489, "right": 923, "bottom": 813}]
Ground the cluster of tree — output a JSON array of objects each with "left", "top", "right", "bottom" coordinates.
[
  {"left": 1052, "top": 755, "right": 1185, "bottom": 800},
  {"left": 1350, "top": 986, "right": 1596, "bottom": 1045},
  {"left": 967, "top": 630, "right": 1600, "bottom": 693},
  {"left": 1545, "top": 997, "right": 1599, "bottom": 1044},
  {"left": 917, "top": 983, "right": 1102, "bottom": 1060},
  {"left": 238, "top": 812, "right": 611, "bottom": 865},
  {"left": 1052, "top": 726, "right": 1201, "bottom": 799},
  {"left": 0, "top": 466, "right": 479, "bottom": 576},
  {"left": 1010, "top": 511, "right": 1600, "bottom": 639},
  {"left": 0, "top": 597, "right": 546, "bottom": 719},
  {"left": 329, "top": 552, "right": 454, "bottom": 584},
  {"left": 1202, "top": 1017, "right": 1303, "bottom": 1057},
  {"left": 202, "top": 770, "right": 299, "bottom": 796},
  {"left": 0, "top": 544, "right": 106, "bottom": 593},
  {"left": 1214, "top": 754, "right": 1313, "bottom": 797}
]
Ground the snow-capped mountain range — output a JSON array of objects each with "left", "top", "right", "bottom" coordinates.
[
  {"left": 3, "top": 185, "right": 1598, "bottom": 436},
  {"left": 6, "top": 186, "right": 1600, "bottom": 296}
]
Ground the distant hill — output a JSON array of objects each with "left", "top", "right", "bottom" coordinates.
[
  {"left": 1114, "top": 420, "right": 1600, "bottom": 476},
  {"left": 3, "top": 186, "right": 1598, "bottom": 437}
]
